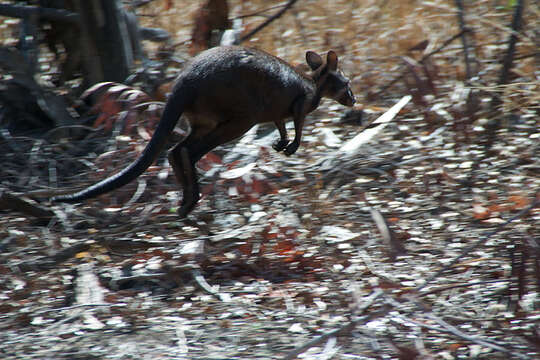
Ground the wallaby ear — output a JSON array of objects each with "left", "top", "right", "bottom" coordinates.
[
  {"left": 326, "top": 51, "right": 338, "bottom": 71},
  {"left": 306, "top": 51, "right": 323, "bottom": 70}
]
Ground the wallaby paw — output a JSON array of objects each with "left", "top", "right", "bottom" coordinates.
[
  {"left": 284, "top": 141, "right": 299, "bottom": 156},
  {"left": 272, "top": 139, "right": 289, "bottom": 152}
]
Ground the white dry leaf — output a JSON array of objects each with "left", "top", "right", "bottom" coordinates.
[
  {"left": 82, "top": 314, "right": 105, "bottom": 330},
  {"left": 320, "top": 226, "right": 361, "bottom": 243},
  {"left": 288, "top": 323, "right": 306, "bottom": 333},
  {"left": 319, "top": 128, "right": 342, "bottom": 148},
  {"left": 220, "top": 162, "right": 256, "bottom": 179},
  {"left": 339, "top": 95, "right": 412, "bottom": 154},
  {"left": 178, "top": 239, "right": 205, "bottom": 255}
]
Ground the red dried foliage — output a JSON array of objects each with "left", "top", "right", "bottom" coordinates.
[{"left": 190, "top": 0, "right": 231, "bottom": 56}]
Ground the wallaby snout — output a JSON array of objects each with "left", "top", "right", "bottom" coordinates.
[{"left": 337, "top": 86, "right": 356, "bottom": 107}]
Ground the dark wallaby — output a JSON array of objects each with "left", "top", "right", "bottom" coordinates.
[{"left": 52, "top": 46, "right": 355, "bottom": 218}]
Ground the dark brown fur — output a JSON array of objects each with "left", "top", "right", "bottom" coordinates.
[{"left": 52, "top": 46, "right": 355, "bottom": 217}]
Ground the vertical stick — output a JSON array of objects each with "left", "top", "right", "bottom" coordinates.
[
  {"left": 486, "top": 0, "right": 526, "bottom": 148},
  {"left": 454, "top": 0, "right": 472, "bottom": 82}
]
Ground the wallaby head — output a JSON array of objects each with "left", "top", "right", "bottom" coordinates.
[{"left": 305, "top": 50, "right": 355, "bottom": 107}]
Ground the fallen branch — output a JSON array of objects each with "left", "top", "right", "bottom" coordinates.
[
  {"left": 0, "top": 189, "right": 54, "bottom": 221},
  {"left": 314, "top": 95, "right": 412, "bottom": 185},
  {"left": 12, "top": 241, "right": 94, "bottom": 272},
  {"left": 419, "top": 279, "right": 510, "bottom": 296},
  {"left": 191, "top": 268, "right": 231, "bottom": 302},
  {"left": 0, "top": 46, "right": 75, "bottom": 127},
  {"left": 370, "top": 207, "right": 406, "bottom": 260},
  {"left": 427, "top": 313, "right": 529, "bottom": 359},
  {"left": 0, "top": 4, "right": 79, "bottom": 23}
]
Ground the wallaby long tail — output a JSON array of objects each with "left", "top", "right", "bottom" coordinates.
[{"left": 52, "top": 86, "right": 192, "bottom": 203}]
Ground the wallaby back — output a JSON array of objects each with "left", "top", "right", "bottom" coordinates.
[{"left": 52, "top": 46, "right": 355, "bottom": 217}]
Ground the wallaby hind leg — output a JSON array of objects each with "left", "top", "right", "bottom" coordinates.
[
  {"left": 168, "top": 142, "right": 188, "bottom": 187},
  {"left": 168, "top": 142, "right": 200, "bottom": 218},
  {"left": 168, "top": 120, "right": 256, "bottom": 218},
  {"left": 178, "top": 147, "right": 200, "bottom": 218}
]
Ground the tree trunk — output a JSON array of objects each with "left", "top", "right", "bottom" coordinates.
[{"left": 73, "top": 0, "right": 132, "bottom": 85}]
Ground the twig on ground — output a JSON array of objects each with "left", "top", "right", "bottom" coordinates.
[
  {"left": 36, "top": 303, "right": 126, "bottom": 315},
  {"left": 417, "top": 192, "right": 539, "bottom": 292},
  {"left": 426, "top": 313, "right": 530, "bottom": 359},
  {"left": 385, "top": 306, "right": 530, "bottom": 360},
  {"left": 338, "top": 95, "right": 412, "bottom": 155},
  {"left": 11, "top": 241, "right": 94, "bottom": 272},
  {"left": 0, "top": 189, "right": 54, "bottom": 221},
  {"left": 191, "top": 268, "right": 231, "bottom": 302},
  {"left": 419, "top": 279, "right": 509, "bottom": 296},
  {"left": 283, "top": 290, "right": 386, "bottom": 360}
]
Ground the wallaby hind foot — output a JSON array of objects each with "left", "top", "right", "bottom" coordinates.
[{"left": 272, "top": 139, "right": 289, "bottom": 152}]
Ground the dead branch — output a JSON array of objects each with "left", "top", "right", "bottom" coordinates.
[
  {"left": 236, "top": 0, "right": 298, "bottom": 44},
  {"left": 0, "top": 4, "right": 79, "bottom": 23},
  {"left": 420, "top": 279, "right": 510, "bottom": 296},
  {"left": 0, "top": 189, "right": 54, "bottom": 221},
  {"left": 191, "top": 268, "right": 231, "bottom": 302},
  {"left": 494, "top": 0, "right": 526, "bottom": 93},
  {"left": 36, "top": 303, "right": 125, "bottom": 315},
  {"left": 12, "top": 241, "right": 94, "bottom": 272},
  {"left": 454, "top": 0, "right": 473, "bottom": 81},
  {"left": 283, "top": 322, "right": 357, "bottom": 360},
  {"left": 426, "top": 313, "right": 529, "bottom": 358},
  {"left": 375, "top": 28, "right": 471, "bottom": 97},
  {"left": 338, "top": 95, "right": 412, "bottom": 155},
  {"left": 235, "top": 3, "right": 286, "bottom": 19},
  {"left": 369, "top": 208, "right": 406, "bottom": 260},
  {"left": 486, "top": 0, "right": 526, "bottom": 148}
]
